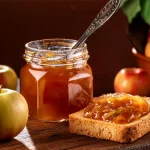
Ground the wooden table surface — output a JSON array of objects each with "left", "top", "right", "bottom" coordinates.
[{"left": 0, "top": 119, "right": 150, "bottom": 150}]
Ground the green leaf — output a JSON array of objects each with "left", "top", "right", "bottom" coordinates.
[
  {"left": 141, "top": 0, "right": 150, "bottom": 25},
  {"left": 120, "top": 0, "right": 128, "bottom": 7},
  {"left": 121, "top": 0, "right": 141, "bottom": 23}
]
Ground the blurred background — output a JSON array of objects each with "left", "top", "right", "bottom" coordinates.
[{"left": 0, "top": 0, "right": 137, "bottom": 96}]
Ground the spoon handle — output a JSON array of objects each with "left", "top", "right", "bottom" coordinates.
[{"left": 67, "top": 0, "right": 122, "bottom": 59}]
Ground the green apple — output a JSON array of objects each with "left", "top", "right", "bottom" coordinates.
[
  {"left": 0, "top": 87, "right": 28, "bottom": 141},
  {"left": 0, "top": 65, "right": 17, "bottom": 90}
]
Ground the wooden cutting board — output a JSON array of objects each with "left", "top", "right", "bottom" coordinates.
[{"left": 0, "top": 119, "right": 150, "bottom": 150}]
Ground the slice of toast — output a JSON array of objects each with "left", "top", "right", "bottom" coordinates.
[{"left": 69, "top": 93, "right": 150, "bottom": 143}]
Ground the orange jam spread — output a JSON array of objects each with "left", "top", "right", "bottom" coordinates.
[{"left": 84, "top": 93, "right": 150, "bottom": 124}]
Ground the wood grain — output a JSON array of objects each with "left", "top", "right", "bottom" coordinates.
[{"left": 0, "top": 119, "right": 150, "bottom": 150}]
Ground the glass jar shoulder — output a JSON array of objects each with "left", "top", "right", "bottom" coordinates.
[
  {"left": 68, "top": 64, "right": 93, "bottom": 81},
  {"left": 20, "top": 63, "right": 93, "bottom": 81},
  {"left": 20, "top": 64, "right": 49, "bottom": 81}
]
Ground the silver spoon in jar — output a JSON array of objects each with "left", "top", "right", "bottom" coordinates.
[{"left": 67, "top": 0, "right": 122, "bottom": 59}]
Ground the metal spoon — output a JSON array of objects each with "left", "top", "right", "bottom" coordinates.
[{"left": 67, "top": 0, "right": 122, "bottom": 59}]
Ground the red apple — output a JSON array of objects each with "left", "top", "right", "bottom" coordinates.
[
  {"left": 0, "top": 87, "right": 28, "bottom": 141},
  {"left": 0, "top": 65, "right": 17, "bottom": 90},
  {"left": 114, "top": 68, "right": 150, "bottom": 96}
]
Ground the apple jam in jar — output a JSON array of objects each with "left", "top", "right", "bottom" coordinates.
[{"left": 20, "top": 39, "right": 93, "bottom": 122}]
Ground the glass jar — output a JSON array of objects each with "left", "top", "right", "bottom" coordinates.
[{"left": 20, "top": 38, "right": 93, "bottom": 122}]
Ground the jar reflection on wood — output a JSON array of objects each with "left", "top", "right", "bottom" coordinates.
[{"left": 20, "top": 39, "right": 93, "bottom": 122}]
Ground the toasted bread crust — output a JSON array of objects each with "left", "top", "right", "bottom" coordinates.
[{"left": 69, "top": 93, "right": 150, "bottom": 143}]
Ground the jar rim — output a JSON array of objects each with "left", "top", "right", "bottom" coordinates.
[
  {"left": 25, "top": 38, "right": 87, "bottom": 53},
  {"left": 24, "top": 38, "right": 89, "bottom": 66}
]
